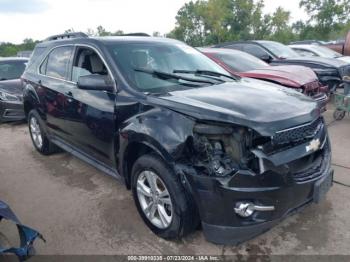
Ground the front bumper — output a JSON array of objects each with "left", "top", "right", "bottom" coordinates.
[
  {"left": 0, "top": 101, "right": 25, "bottom": 122},
  {"left": 179, "top": 128, "right": 332, "bottom": 245}
]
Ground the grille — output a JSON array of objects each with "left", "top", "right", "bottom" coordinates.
[
  {"left": 273, "top": 117, "right": 323, "bottom": 145},
  {"left": 292, "top": 147, "right": 330, "bottom": 183}
]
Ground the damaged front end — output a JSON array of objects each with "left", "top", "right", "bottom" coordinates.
[{"left": 176, "top": 116, "right": 332, "bottom": 245}]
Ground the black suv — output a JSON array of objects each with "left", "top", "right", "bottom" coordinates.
[{"left": 22, "top": 33, "right": 333, "bottom": 245}]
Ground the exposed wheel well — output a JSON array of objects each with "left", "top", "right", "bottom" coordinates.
[{"left": 123, "top": 142, "right": 158, "bottom": 189}]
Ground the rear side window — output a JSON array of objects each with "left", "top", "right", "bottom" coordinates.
[
  {"left": 43, "top": 46, "right": 73, "bottom": 80},
  {"left": 26, "top": 47, "right": 46, "bottom": 69},
  {"left": 243, "top": 44, "right": 269, "bottom": 58},
  {"left": 227, "top": 44, "right": 245, "bottom": 51}
]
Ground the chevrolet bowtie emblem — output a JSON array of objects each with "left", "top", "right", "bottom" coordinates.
[{"left": 306, "top": 139, "right": 321, "bottom": 152}]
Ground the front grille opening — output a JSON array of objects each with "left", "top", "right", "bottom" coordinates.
[
  {"left": 273, "top": 117, "right": 323, "bottom": 146},
  {"left": 291, "top": 148, "right": 329, "bottom": 183}
]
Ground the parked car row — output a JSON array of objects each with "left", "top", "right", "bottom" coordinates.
[
  {"left": 11, "top": 33, "right": 334, "bottom": 245},
  {"left": 214, "top": 40, "right": 350, "bottom": 93},
  {"left": 199, "top": 47, "right": 328, "bottom": 111}
]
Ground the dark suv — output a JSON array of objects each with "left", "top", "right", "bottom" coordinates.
[{"left": 22, "top": 33, "right": 333, "bottom": 245}]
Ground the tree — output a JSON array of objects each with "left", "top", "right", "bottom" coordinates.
[
  {"left": 299, "top": 0, "right": 350, "bottom": 40},
  {"left": 167, "top": 1, "right": 207, "bottom": 46},
  {"left": 268, "top": 7, "right": 296, "bottom": 43},
  {"left": 96, "top": 25, "right": 111, "bottom": 36}
]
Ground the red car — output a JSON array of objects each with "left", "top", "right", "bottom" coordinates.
[{"left": 200, "top": 48, "right": 328, "bottom": 110}]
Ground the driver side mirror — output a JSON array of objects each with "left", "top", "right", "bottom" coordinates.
[
  {"left": 260, "top": 54, "right": 273, "bottom": 63},
  {"left": 77, "top": 74, "right": 114, "bottom": 92}
]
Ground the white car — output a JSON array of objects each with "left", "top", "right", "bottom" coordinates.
[{"left": 289, "top": 44, "right": 350, "bottom": 64}]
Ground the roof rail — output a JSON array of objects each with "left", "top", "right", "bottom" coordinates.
[
  {"left": 121, "top": 33, "right": 150, "bottom": 37},
  {"left": 45, "top": 32, "right": 88, "bottom": 41}
]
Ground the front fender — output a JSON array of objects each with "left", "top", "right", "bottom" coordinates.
[{"left": 118, "top": 107, "right": 195, "bottom": 178}]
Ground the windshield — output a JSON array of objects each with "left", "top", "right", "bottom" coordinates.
[
  {"left": 106, "top": 41, "right": 230, "bottom": 94},
  {"left": 312, "top": 46, "right": 342, "bottom": 58},
  {"left": 259, "top": 41, "right": 299, "bottom": 59},
  {"left": 212, "top": 51, "right": 269, "bottom": 72},
  {"left": 0, "top": 60, "right": 26, "bottom": 81}
]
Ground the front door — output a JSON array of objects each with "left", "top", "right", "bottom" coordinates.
[{"left": 63, "top": 46, "right": 116, "bottom": 166}]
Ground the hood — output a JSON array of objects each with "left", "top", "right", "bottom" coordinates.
[
  {"left": 337, "top": 56, "right": 350, "bottom": 64},
  {"left": 0, "top": 79, "right": 23, "bottom": 95},
  {"left": 272, "top": 56, "right": 348, "bottom": 68},
  {"left": 240, "top": 65, "right": 317, "bottom": 87},
  {"left": 150, "top": 78, "right": 320, "bottom": 136}
]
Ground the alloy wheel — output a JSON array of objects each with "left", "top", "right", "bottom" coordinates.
[
  {"left": 30, "top": 116, "right": 43, "bottom": 149},
  {"left": 136, "top": 170, "right": 173, "bottom": 229}
]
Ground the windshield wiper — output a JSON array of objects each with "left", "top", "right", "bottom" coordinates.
[
  {"left": 0, "top": 78, "right": 7, "bottom": 81},
  {"left": 134, "top": 68, "right": 216, "bottom": 85},
  {"left": 173, "top": 69, "right": 240, "bottom": 81}
]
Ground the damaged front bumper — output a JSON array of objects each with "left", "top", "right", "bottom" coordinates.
[{"left": 178, "top": 122, "right": 333, "bottom": 245}]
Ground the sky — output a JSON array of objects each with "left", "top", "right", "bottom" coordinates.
[{"left": 0, "top": 0, "right": 307, "bottom": 44}]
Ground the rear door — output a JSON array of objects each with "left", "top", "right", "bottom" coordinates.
[
  {"left": 38, "top": 45, "right": 74, "bottom": 140},
  {"left": 63, "top": 45, "right": 116, "bottom": 166}
]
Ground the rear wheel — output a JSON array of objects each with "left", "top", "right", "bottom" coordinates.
[
  {"left": 28, "top": 110, "right": 59, "bottom": 155},
  {"left": 131, "top": 154, "right": 199, "bottom": 240}
]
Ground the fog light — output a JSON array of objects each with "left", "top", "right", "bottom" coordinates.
[
  {"left": 234, "top": 202, "right": 275, "bottom": 218},
  {"left": 234, "top": 202, "right": 255, "bottom": 217}
]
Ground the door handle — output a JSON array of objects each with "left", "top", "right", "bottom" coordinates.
[{"left": 65, "top": 91, "right": 74, "bottom": 103}]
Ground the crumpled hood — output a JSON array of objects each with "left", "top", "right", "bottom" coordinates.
[
  {"left": 0, "top": 79, "right": 23, "bottom": 95},
  {"left": 151, "top": 78, "right": 320, "bottom": 136},
  {"left": 241, "top": 65, "right": 317, "bottom": 87}
]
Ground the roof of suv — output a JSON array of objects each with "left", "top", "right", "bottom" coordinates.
[{"left": 36, "top": 35, "right": 182, "bottom": 48}]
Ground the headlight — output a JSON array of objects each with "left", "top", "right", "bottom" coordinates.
[
  {"left": 0, "top": 91, "right": 20, "bottom": 102},
  {"left": 192, "top": 123, "right": 247, "bottom": 177}
]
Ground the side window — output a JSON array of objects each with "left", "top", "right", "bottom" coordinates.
[
  {"left": 294, "top": 48, "right": 317, "bottom": 57},
  {"left": 228, "top": 44, "right": 244, "bottom": 51},
  {"left": 243, "top": 44, "right": 269, "bottom": 58},
  {"left": 71, "top": 47, "right": 108, "bottom": 83},
  {"left": 45, "top": 46, "right": 73, "bottom": 80},
  {"left": 27, "top": 47, "right": 46, "bottom": 69}
]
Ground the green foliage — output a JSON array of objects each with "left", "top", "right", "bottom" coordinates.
[
  {"left": 299, "top": 0, "right": 350, "bottom": 40},
  {"left": 0, "top": 38, "right": 39, "bottom": 57},
  {"left": 168, "top": 0, "right": 350, "bottom": 46}
]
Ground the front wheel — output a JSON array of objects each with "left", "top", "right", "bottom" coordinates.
[{"left": 131, "top": 154, "right": 199, "bottom": 240}]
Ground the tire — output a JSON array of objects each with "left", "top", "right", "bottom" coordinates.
[
  {"left": 131, "top": 154, "right": 199, "bottom": 240},
  {"left": 333, "top": 109, "right": 346, "bottom": 121},
  {"left": 28, "top": 109, "right": 59, "bottom": 155}
]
